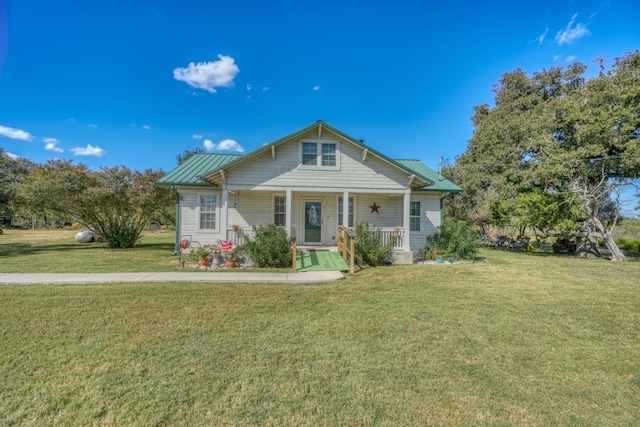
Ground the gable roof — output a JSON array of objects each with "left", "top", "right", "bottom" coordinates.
[
  {"left": 395, "top": 159, "right": 462, "bottom": 192},
  {"left": 157, "top": 121, "right": 462, "bottom": 192},
  {"left": 156, "top": 153, "right": 241, "bottom": 187}
]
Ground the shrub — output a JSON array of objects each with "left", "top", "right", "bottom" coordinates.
[
  {"left": 354, "top": 222, "right": 396, "bottom": 266},
  {"left": 427, "top": 218, "right": 479, "bottom": 260},
  {"left": 240, "top": 224, "right": 291, "bottom": 268}
]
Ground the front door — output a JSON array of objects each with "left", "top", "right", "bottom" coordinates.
[{"left": 304, "top": 201, "right": 322, "bottom": 244}]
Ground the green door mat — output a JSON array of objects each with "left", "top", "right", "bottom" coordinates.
[{"left": 296, "top": 250, "right": 350, "bottom": 272}]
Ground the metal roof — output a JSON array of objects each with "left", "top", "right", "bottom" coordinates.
[
  {"left": 156, "top": 154, "right": 241, "bottom": 186},
  {"left": 156, "top": 122, "right": 462, "bottom": 193},
  {"left": 395, "top": 159, "right": 462, "bottom": 192}
]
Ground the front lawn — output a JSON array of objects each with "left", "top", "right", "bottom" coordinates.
[{"left": 1, "top": 241, "right": 639, "bottom": 425}]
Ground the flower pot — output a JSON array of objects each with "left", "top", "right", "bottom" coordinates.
[
  {"left": 226, "top": 259, "right": 237, "bottom": 268},
  {"left": 198, "top": 257, "right": 209, "bottom": 267}
]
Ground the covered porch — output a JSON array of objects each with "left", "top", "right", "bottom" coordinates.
[{"left": 219, "top": 187, "right": 414, "bottom": 253}]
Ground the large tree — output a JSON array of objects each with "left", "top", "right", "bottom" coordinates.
[
  {"left": 0, "top": 148, "right": 35, "bottom": 218},
  {"left": 18, "top": 160, "right": 175, "bottom": 248},
  {"left": 447, "top": 51, "right": 640, "bottom": 261}
]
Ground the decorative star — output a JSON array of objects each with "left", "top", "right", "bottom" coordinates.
[{"left": 369, "top": 202, "right": 380, "bottom": 213}]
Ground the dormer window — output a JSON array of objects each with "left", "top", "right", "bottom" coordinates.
[{"left": 300, "top": 139, "right": 340, "bottom": 170}]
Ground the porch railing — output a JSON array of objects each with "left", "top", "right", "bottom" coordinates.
[
  {"left": 228, "top": 226, "right": 405, "bottom": 250},
  {"left": 225, "top": 226, "right": 254, "bottom": 247},
  {"left": 380, "top": 227, "right": 405, "bottom": 250},
  {"left": 347, "top": 227, "right": 404, "bottom": 250},
  {"left": 338, "top": 225, "right": 356, "bottom": 274}
]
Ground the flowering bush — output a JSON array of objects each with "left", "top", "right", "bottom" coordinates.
[{"left": 17, "top": 160, "right": 174, "bottom": 248}]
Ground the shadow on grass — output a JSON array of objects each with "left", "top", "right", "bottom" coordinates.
[{"left": 0, "top": 241, "right": 174, "bottom": 258}]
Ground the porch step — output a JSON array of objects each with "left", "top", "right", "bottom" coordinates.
[{"left": 296, "top": 250, "right": 350, "bottom": 272}]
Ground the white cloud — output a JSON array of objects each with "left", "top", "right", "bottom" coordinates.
[
  {"left": 192, "top": 133, "right": 203, "bottom": 140},
  {"left": 313, "top": 86, "right": 321, "bottom": 91},
  {"left": 0, "top": 124, "right": 33, "bottom": 141},
  {"left": 246, "top": 84, "right": 252, "bottom": 92},
  {"left": 555, "top": 14, "right": 590, "bottom": 45},
  {"left": 203, "top": 138, "right": 244, "bottom": 153},
  {"left": 6, "top": 152, "right": 18, "bottom": 160},
  {"left": 262, "top": 87, "right": 270, "bottom": 92},
  {"left": 143, "top": 125, "right": 151, "bottom": 130},
  {"left": 173, "top": 54, "right": 240, "bottom": 94},
  {"left": 71, "top": 144, "right": 105, "bottom": 157},
  {"left": 536, "top": 28, "right": 549, "bottom": 45},
  {"left": 565, "top": 55, "right": 577, "bottom": 63},
  {"left": 45, "top": 141, "right": 63, "bottom": 153},
  {"left": 88, "top": 123, "right": 98, "bottom": 128}
]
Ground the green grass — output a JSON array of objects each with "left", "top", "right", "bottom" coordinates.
[
  {"left": 0, "top": 228, "right": 181, "bottom": 273},
  {"left": 1, "top": 231, "right": 639, "bottom": 425}
]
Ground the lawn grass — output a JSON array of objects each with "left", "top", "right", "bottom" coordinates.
[
  {"left": 1, "top": 230, "right": 639, "bottom": 425},
  {"left": 0, "top": 228, "right": 181, "bottom": 273}
]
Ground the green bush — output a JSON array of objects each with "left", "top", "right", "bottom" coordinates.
[
  {"left": 614, "top": 237, "right": 640, "bottom": 252},
  {"left": 354, "top": 222, "right": 396, "bottom": 266},
  {"left": 427, "top": 218, "right": 479, "bottom": 260},
  {"left": 240, "top": 224, "right": 291, "bottom": 268}
]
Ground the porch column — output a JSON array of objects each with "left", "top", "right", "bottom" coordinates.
[
  {"left": 403, "top": 191, "right": 411, "bottom": 251},
  {"left": 285, "top": 189, "right": 292, "bottom": 238},
  {"left": 221, "top": 186, "right": 229, "bottom": 239},
  {"left": 342, "top": 191, "right": 349, "bottom": 228}
]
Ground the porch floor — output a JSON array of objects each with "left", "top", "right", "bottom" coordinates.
[{"left": 296, "top": 249, "right": 350, "bottom": 272}]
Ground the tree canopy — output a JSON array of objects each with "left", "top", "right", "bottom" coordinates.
[
  {"left": 445, "top": 50, "right": 640, "bottom": 261},
  {"left": 17, "top": 160, "right": 175, "bottom": 248}
]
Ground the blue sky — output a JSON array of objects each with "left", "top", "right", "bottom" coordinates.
[{"left": 0, "top": 0, "right": 638, "bottom": 177}]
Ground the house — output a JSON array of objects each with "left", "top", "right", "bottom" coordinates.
[{"left": 157, "top": 121, "right": 461, "bottom": 264}]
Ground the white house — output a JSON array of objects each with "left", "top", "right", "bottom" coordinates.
[{"left": 157, "top": 121, "right": 461, "bottom": 264}]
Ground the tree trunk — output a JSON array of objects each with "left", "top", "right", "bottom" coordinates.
[
  {"left": 592, "top": 216, "right": 628, "bottom": 262},
  {"left": 574, "top": 233, "right": 601, "bottom": 259},
  {"left": 602, "top": 233, "right": 627, "bottom": 262}
]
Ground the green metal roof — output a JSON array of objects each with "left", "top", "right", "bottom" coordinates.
[
  {"left": 156, "top": 153, "right": 241, "bottom": 186},
  {"left": 395, "top": 159, "right": 462, "bottom": 192},
  {"left": 156, "top": 122, "right": 462, "bottom": 193}
]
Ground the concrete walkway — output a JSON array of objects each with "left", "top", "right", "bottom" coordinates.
[{"left": 0, "top": 271, "right": 344, "bottom": 285}]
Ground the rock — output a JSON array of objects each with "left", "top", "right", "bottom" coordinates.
[{"left": 75, "top": 230, "right": 97, "bottom": 243}]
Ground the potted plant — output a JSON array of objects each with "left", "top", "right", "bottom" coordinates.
[
  {"left": 224, "top": 250, "right": 237, "bottom": 268},
  {"left": 191, "top": 246, "right": 211, "bottom": 267}
]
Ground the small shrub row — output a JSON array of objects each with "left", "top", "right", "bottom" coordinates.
[
  {"left": 239, "top": 224, "right": 292, "bottom": 268},
  {"left": 354, "top": 222, "right": 396, "bottom": 266},
  {"left": 426, "top": 218, "right": 479, "bottom": 260},
  {"left": 614, "top": 238, "right": 640, "bottom": 252}
]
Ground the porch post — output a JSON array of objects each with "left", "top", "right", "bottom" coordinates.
[
  {"left": 221, "top": 186, "right": 229, "bottom": 239},
  {"left": 285, "top": 189, "right": 292, "bottom": 238},
  {"left": 342, "top": 191, "right": 349, "bottom": 228},
  {"left": 403, "top": 191, "right": 411, "bottom": 251}
]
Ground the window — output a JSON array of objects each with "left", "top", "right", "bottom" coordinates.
[
  {"left": 199, "top": 194, "right": 217, "bottom": 230},
  {"left": 302, "top": 142, "right": 317, "bottom": 165},
  {"left": 274, "top": 196, "right": 286, "bottom": 226},
  {"left": 321, "top": 143, "right": 336, "bottom": 166},
  {"left": 410, "top": 201, "right": 420, "bottom": 232},
  {"left": 338, "top": 197, "right": 354, "bottom": 227},
  {"left": 300, "top": 140, "right": 339, "bottom": 169}
]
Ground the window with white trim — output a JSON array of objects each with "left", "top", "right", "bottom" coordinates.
[
  {"left": 300, "top": 139, "right": 339, "bottom": 169},
  {"left": 274, "top": 195, "right": 286, "bottom": 226},
  {"left": 302, "top": 142, "right": 317, "bottom": 165},
  {"left": 338, "top": 197, "right": 354, "bottom": 227},
  {"left": 410, "top": 201, "right": 421, "bottom": 232},
  {"left": 199, "top": 194, "right": 217, "bottom": 230},
  {"left": 321, "top": 143, "right": 336, "bottom": 166}
]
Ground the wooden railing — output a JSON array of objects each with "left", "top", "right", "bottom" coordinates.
[{"left": 337, "top": 225, "right": 356, "bottom": 274}]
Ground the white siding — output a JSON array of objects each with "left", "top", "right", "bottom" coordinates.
[
  {"left": 409, "top": 194, "right": 442, "bottom": 252},
  {"left": 224, "top": 128, "right": 409, "bottom": 192}
]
